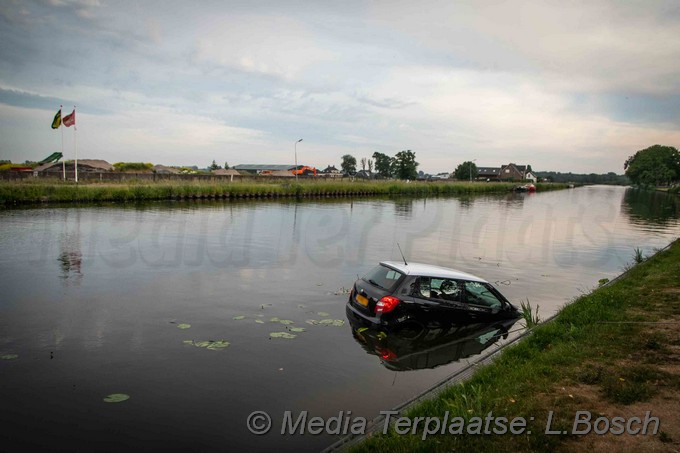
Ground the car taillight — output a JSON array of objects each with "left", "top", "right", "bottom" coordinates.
[
  {"left": 375, "top": 296, "right": 400, "bottom": 314},
  {"left": 377, "top": 347, "right": 397, "bottom": 361}
]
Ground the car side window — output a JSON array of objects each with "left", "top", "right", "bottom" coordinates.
[
  {"left": 412, "top": 277, "right": 462, "bottom": 303},
  {"left": 412, "top": 277, "right": 431, "bottom": 298},
  {"left": 464, "top": 281, "right": 502, "bottom": 309},
  {"left": 438, "top": 279, "right": 462, "bottom": 302}
]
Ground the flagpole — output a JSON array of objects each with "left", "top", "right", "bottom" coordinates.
[
  {"left": 60, "top": 105, "right": 65, "bottom": 180},
  {"left": 73, "top": 106, "right": 78, "bottom": 183}
]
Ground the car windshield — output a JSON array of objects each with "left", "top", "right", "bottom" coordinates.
[{"left": 362, "top": 264, "right": 404, "bottom": 290}]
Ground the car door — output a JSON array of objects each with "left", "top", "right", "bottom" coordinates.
[{"left": 462, "top": 281, "right": 505, "bottom": 319}]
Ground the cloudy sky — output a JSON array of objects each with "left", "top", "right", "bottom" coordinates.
[{"left": 1, "top": 0, "right": 679, "bottom": 174}]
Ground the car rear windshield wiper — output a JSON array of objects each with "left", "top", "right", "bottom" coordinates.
[{"left": 368, "top": 279, "right": 385, "bottom": 289}]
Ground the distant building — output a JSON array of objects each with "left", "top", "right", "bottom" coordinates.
[
  {"left": 524, "top": 171, "right": 537, "bottom": 183},
  {"left": 35, "top": 159, "right": 113, "bottom": 175},
  {"left": 264, "top": 170, "right": 295, "bottom": 178},
  {"left": 212, "top": 168, "right": 243, "bottom": 180},
  {"left": 355, "top": 170, "right": 374, "bottom": 179},
  {"left": 152, "top": 164, "right": 181, "bottom": 174},
  {"left": 212, "top": 168, "right": 241, "bottom": 177},
  {"left": 499, "top": 163, "right": 529, "bottom": 181},
  {"left": 233, "top": 164, "right": 296, "bottom": 175},
  {"left": 472, "top": 164, "right": 534, "bottom": 181},
  {"left": 320, "top": 165, "right": 342, "bottom": 178},
  {"left": 476, "top": 167, "right": 501, "bottom": 181}
]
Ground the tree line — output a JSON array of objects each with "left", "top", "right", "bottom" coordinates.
[
  {"left": 536, "top": 171, "right": 629, "bottom": 185},
  {"left": 340, "top": 150, "right": 419, "bottom": 180}
]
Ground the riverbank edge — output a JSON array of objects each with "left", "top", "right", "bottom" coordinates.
[
  {"left": 342, "top": 238, "right": 680, "bottom": 452},
  {"left": 0, "top": 180, "right": 571, "bottom": 206}
]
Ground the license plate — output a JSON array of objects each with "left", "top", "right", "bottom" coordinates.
[{"left": 356, "top": 294, "right": 369, "bottom": 306}]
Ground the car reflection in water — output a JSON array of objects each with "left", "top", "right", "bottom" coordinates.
[{"left": 346, "top": 310, "right": 519, "bottom": 371}]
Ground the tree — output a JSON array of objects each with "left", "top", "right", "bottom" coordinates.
[
  {"left": 454, "top": 161, "right": 478, "bottom": 181},
  {"left": 367, "top": 159, "right": 373, "bottom": 173},
  {"left": 341, "top": 154, "right": 357, "bottom": 175},
  {"left": 209, "top": 160, "right": 221, "bottom": 171},
  {"left": 113, "top": 162, "right": 153, "bottom": 172},
  {"left": 624, "top": 145, "right": 680, "bottom": 186},
  {"left": 392, "top": 150, "right": 419, "bottom": 180},
  {"left": 534, "top": 171, "right": 630, "bottom": 185},
  {"left": 372, "top": 152, "right": 393, "bottom": 177},
  {"left": 224, "top": 161, "right": 230, "bottom": 170},
  {"left": 360, "top": 157, "right": 367, "bottom": 171}
]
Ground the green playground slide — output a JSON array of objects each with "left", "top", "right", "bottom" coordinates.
[{"left": 39, "top": 152, "right": 63, "bottom": 164}]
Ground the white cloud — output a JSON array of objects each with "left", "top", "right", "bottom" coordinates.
[
  {"left": 82, "top": 107, "right": 268, "bottom": 164},
  {"left": 367, "top": 0, "right": 680, "bottom": 95},
  {"left": 341, "top": 63, "right": 680, "bottom": 171},
  {"left": 194, "top": 14, "right": 335, "bottom": 80}
]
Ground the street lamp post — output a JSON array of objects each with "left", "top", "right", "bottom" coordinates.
[
  {"left": 469, "top": 159, "right": 477, "bottom": 183},
  {"left": 294, "top": 138, "right": 303, "bottom": 182}
]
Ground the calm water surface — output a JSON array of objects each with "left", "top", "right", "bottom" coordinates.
[{"left": 1, "top": 186, "right": 679, "bottom": 451}]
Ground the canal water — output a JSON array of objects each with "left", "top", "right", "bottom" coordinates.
[{"left": 1, "top": 186, "right": 678, "bottom": 451}]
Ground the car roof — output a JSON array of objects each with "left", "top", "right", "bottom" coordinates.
[{"left": 379, "top": 261, "right": 487, "bottom": 283}]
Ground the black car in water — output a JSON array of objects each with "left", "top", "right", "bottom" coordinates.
[{"left": 346, "top": 261, "right": 520, "bottom": 329}]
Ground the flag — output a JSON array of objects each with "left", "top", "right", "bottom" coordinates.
[
  {"left": 63, "top": 109, "right": 76, "bottom": 127},
  {"left": 51, "top": 109, "right": 61, "bottom": 129}
]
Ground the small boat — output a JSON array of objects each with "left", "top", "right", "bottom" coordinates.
[{"left": 512, "top": 183, "right": 536, "bottom": 192}]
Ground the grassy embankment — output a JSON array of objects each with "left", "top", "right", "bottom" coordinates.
[
  {"left": 352, "top": 239, "right": 680, "bottom": 452},
  {"left": 0, "top": 180, "right": 569, "bottom": 205}
]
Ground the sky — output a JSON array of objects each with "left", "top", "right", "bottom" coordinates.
[{"left": 1, "top": 0, "right": 679, "bottom": 174}]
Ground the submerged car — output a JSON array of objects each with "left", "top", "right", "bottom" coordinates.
[{"left": 347, "top": 261, "right": 520, "bottom": 329}]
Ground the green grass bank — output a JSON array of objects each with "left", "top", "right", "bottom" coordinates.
[
  {"left": 350, "top": 239, "right": 680, "bottom": 452},
  {"left": 0, "top": 180, "right": 570, "bottom": 205}
]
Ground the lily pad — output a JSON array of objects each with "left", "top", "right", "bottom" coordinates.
[
  {"left": 103, "top": 393, "right": 130, "bottom": 403},
  {"left": 177, "top": 323, "right": 191, "bottom": 330},
  {"left": 255, "top": 320, "right": 265, "bottom": 324},
  {"left": 270, "top": 332, "right": 296, "bottom": 339},
  {"left": 183, "top": 340, "right": 230, "bottom": 350},
  {"left": 233, "top": 316, "right": 246, "bottom": 320},
  {"left": 306, "top": 320, "right": 319, "bottom": 325},
  {"left": 318, "top": 319, "right": 345, "bottom": 327},
  {"left": 278, "top": 319, "right": 294, "bottom": 325},
  {"left": 206, "top": 340, "right": 230, "bottom": 350},
  {"left": 317, "top": 312, "right": 330, "bottom": 317},
  {"left": 357, "top": 327, "right": 369, "bottom": 333},
  {"left": 1, "top": 354, "right": 18, "bottom": 360},
  {"left": 270, "top": 317, "right": 281, "bottom": 322},
  {"left": 289, "top": 327, "right": 306, "bottom": 333}
]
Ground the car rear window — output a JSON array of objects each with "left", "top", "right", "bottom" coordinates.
[{"left": 362, "top": 264, "right": 404, "bottom": 290}]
